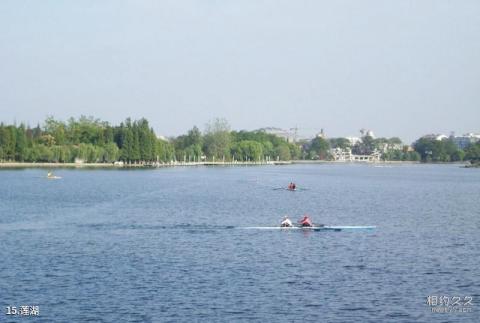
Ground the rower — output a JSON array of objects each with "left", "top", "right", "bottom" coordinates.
[
  {"left": 280, "top": 216, "right": 293, "bottom": 227},
  {"left": 299, "top": 214, "right": 312, "bottom": 227}
]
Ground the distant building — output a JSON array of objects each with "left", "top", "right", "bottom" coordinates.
[
  {"left": 452, "top": 133, "right": 480, "bottom": 149},
  {"left": 316, "top": 129, "right": 326, "bottom": 138},
  {"left": 258, "top": 127, "right": 296, "bottom": 143},
  {"left": 376, "top": 141, "right": 404, "bottom": 153},
  {"left": 331, "top": 147, "right": 352, "bottom": 161},
  {"left": 344, "top": 129, "right": 375, "bottom": 146},
  {"left": 330, "top": 147, "right": 381, "bottom": 162},
  {"left": 421, "top": 134, "right": 448, "bottom": 141}
]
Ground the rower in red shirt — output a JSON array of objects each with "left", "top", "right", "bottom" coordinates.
[{"left": 299, "top": 214, "right": 313, "bottom": 227}]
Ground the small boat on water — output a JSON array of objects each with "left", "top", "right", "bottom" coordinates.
[
  {"left": 275, "top": 215, "right": 375, "bottom": 231},
  {"left": 243, "top": 225, "right": 376, "bottom": 232},
  {"left": 47, "top": 171, "right": 62, "bottom": 180}
]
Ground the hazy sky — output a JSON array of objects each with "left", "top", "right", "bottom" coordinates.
[{"left": 1, "top": 1, "right": 479, "bottom": 143}]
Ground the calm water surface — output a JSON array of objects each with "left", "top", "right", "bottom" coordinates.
[{"left": 1, "top": 164, "right": 479, "bottom": 322}]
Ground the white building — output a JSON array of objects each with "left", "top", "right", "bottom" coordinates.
[
  {"left": 452, "top": 133, "right": 480, "bottom": 149},
  {"left": 330, "top": 147, "right": 381, "bottom": 162},
  {"left": 331, "top": 147, "right": 352, "bottom": 161},
  {"left": 422, "top": 134, "right": 448, "bottom": 141}
]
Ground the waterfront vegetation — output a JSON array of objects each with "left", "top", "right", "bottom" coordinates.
[
  {"left": 0, "top": 116, "right": 478, "bottom": 164},
  {"left": 0, "top": 117, "right": 173, "bottom": 163},
  {"left": 0, "top": 117, "right": 299, "bottom": 163}
]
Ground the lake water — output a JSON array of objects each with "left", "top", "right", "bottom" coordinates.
[{"left": 1, "top": 164, "right": 479, "bottom": 322}]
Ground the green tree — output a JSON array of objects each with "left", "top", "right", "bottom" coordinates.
[
  {"left": 156, "top": 139, "right": 175, "bottom": 162},
  {"left": 231, "top": 140, "right": 264, "bottom": 161},
  {"left": 15, "top": 125, "right": 28, "bottom": 161},
  {"left": 45, "top": 116, "right": 67, "bottom": 145},
  {"left": 407, "top": 151, "right": 421, "bottom": 161},
  {"left": 36, "top": 145, "right": 54, "bottom": 162},
  {"left": 275, "top": 144, "right": 291, "bottom": 161},
  {"left": 451, "top": 149, "right": 465, "bottom": 162},
  {"left": 329, "top": 138, "right": 351, "bottom": 149},
  {"left": 138, "top": 119, "right": 155, "bottom": 161},
  {"left": 132, "top": 122, "right": 141, "bottom": 161},
  {"left": 414, "top": 137, "right": 462, "bottom": 162},
  {"left": 5, "top": 126, "right": 17, "bottom": 160},
  {"left": 0, "top": 125, "right": 13, "bottom": 160},
  {"left": 288, "top": 143, "right": 301, "bottom": 160},
  {"left": 465, "top": 142, "right": 480, "bottom": 163},
  {"left": 51, "top": 145, "right": 72, "bottom": 162},
  {"left": 39, "top": 134, "right": 56, "bottom": 147},
  {"left": 117, "top": 118, "right": 141, "bottom": 162},
  {"left": 186, "top": 126, "right": 203, "bottom": 148},
  {"left": 352, "top": 135, "right": 375, "bottom": 155},
  {"left": 104, "top": 142, "right": 120, "bottom": 162},
  {"left": 184, "top": 144, "right": 203, "bottom": 161},
  {"left": 203, "top": 118, "right": 231, "bottom": 160},
  {"left": 308, "top": 137, "right": 330, "bottom": 160}
]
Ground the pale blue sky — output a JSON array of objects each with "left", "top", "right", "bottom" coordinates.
[{"left": 1, "top": 0, "right": 479, "bottom": 143}]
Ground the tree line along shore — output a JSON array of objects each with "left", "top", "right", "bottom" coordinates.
[{"left": 0, "top": 116, "right": 479, "bottom": 166}]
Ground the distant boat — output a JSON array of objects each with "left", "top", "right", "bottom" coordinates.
[{"left": 47, "top": 172, "right": 62, "bottom": 180}]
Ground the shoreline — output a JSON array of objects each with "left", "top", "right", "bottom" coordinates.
[
  {"left": 0, "top": 160, "right": 468, "bottom": 169},
  {"left": 291, "top": 160, "right": 422, "bottom": 165},
  {"left": 0, "top": 161, "right": 292, "bottom": 169}
]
